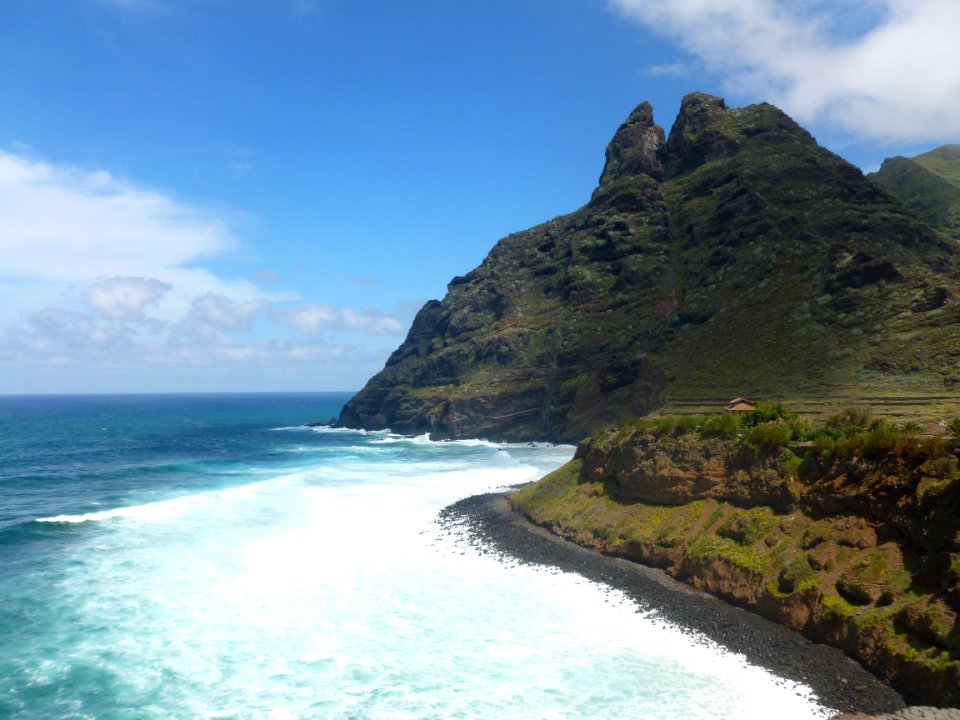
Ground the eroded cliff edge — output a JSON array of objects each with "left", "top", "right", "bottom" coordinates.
[
  {"left": 511, "top": 421, "right": 960, "bottom": 707},
  {"left": 338, "top": 93, "right": 960, "bottom": 442}
]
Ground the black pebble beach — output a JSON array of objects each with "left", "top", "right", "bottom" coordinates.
[{"left": 438, "top": 491, "right": 907, "bottom": 717}]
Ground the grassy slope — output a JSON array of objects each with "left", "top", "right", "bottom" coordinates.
[
  {"left": 915, "top": 145, "right": 960, "bottom": 186},
  {"left": 658, "top": 119, "right": 960, "bottom": 412},
  {"left": 869, "top": 155, "right": 960, "bottom": 241}
]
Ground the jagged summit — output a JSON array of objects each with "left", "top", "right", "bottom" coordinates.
[
  {"left": 664, "top": 93, "right": 737, "bottom": 177},
  {"left": 664, "top": 93, "right": 815, "bottom": 178},
  {"left": 596, "top": 100, "right": 665, "bottom": 187},
  {"left": 338, "top": 93, "right": 960, "bottom": 442}
]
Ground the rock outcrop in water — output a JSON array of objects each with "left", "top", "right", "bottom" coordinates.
[{"left": 339, "top": 93, "right": 960, "bottom": 442}]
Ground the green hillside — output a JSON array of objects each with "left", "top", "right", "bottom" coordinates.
[
  {"left": 915, "top": 144, "right": 960, "bottom": 185},
  {"left": 869, "top": 145, "right": 960, "bottom": 239}
]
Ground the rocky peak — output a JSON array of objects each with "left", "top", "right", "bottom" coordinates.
[
  {"left": 663, "top": 92, "right": 741, "bottom": 178},
  {"left": 338, "top": 91, "right": 960, "bottom": 444},
  {"left": 596, "top": 100, "right": 665, "bottom": 187},
  {"left": 674, "top": 92, "right": 729, "bottom": 129}
]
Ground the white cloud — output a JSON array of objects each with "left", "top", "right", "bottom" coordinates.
[
  {"left": 171, "top": 294, "right": 273, "bottom": 346},
  {"left": 0, "top": 150, "right": 267, "bottom": 328},
  {"left": 286, "top": 304, "right": 406, "bottom": 336},
  {"left": 0, "top": 150, "right": 232, "bottom": 282},
  {"left": 610, "top": 0, "right": 960, "bottom": 142},
  {"left": 0, "top": 149, "right": 407, "bottom": 391},
  {"left": 84, "top": 277, "right": 172, "bottom": 322},
  {"left": 23, "top": 307, "right": 133, "bottom": 360}
]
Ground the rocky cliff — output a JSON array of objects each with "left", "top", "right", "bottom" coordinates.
[
  {"left": 512, "top": 422, "right": 960, "bottom": 706},
  {"left": 339, "top": 94, "right": 960, "bottom": 442}
]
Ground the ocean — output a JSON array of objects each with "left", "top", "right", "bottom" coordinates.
[{"left": 0, "top": 393, "right": 829, "bottom": 719}]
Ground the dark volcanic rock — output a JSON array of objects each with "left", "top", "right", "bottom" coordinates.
[
  {"left": 339, "top": 93, "right": 960, "bottom": 442},
  {"left": 595, "top": 100, "right": 665, "bottom": 187}
]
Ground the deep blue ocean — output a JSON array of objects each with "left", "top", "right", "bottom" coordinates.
[{"left": 0, "top": 393, "right": 828, "bottom": 719}]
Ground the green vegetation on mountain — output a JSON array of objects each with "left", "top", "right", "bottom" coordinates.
[
  {"left": 915, "top": 145, "right": 960, "bottom": 186},
  {"left": 511, "top": 409, "right": 960, "bottom": 706},
  {"left": 340, "top": 93, "right": 960, "bottom": 442},
  {"left": 869, "top": 145, "right": 960, "bottom": 240}
]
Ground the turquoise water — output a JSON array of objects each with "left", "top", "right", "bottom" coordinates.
[{"left": 0, "top": 394, "right": 828, "bottom": 719}]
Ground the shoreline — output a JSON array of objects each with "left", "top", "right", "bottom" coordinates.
[{"left": 438, "top": 490, "right": 906, "bottom": 717}]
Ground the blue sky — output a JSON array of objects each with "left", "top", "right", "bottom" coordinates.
[{"left": 1, "top": 0, "right": 958, "bottom": 393}]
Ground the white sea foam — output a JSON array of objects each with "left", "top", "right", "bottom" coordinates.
[
  {"left": 368, "top": 431, "right": 435, "bottom": 444},
  {"left": 18, "top": 432, "right": 830, "bottom": 719},
  {"left": 270, "top": 424, "right": 395, "bottom": 436},
  {"left": 34, "top": 473, "right": 303, "bottom": 524},
  {"left": 306, "top": 424, "right": 394, "bottom": 436},
  {"left": 36, "top": 495, "right": 199, "bottom": 523}
]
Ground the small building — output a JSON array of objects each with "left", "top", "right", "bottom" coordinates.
[{"left": 725, "top": 397, "right": 756, "bottom": 413}]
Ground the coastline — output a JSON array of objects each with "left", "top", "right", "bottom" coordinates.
[{"left": 438, "top": 490, "right": 906, "bottom": 717}]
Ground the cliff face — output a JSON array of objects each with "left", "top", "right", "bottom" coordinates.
[
  {"left": 339, "top": 94, "right": 960, "bottom": 442},
  {"left": 512, "top": 426, "right": 960, "bottom": 706}
]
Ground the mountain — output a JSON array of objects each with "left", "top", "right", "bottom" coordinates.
[
  {"left": 869, "top": 145, "right": 960, "bottom": 240},
  {"left": 914, "top": 144, "right": 960, "bottom": 186},
  {"left": 339, "top": 94, "right": 960, "bottom": 442}
]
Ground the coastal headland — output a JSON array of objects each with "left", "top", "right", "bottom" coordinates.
[
  {"left": 343, "top": 93, "right": 960, "bottom": 710},
  {"left": 492, "top": 408, "right": 960, "bottom": 709}
]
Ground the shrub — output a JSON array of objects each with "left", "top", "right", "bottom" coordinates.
[
  {"left": 812, "top": 434, "right": 836, "bottom": 457},
  {"left": 649, "top": 417, "right": 680, "bottom": 436},
  {"left": 860, "top": 424, "right": 900, "bottom": 459},
  {"left": 787, "top": 417, "right": 815, "bottom": 441},
  {"left": 701, "top": 413, "right": 739, "bottom": 439},
  {"left": 808, "top": 420, "right": 956, "bottom": 463},
  {"left": 622, "top": 417, "right": 654, "bottom": 433},
  {"left": 668, "top": 415, "right": 702, "bottom": 436},
  {"left": 822, "top": 421, "right": 900, "bottom": 460},
  {"left": 947, "top": 417, "right": 960, "bottom": 437},
  {"left": 832, "top": 433, "right": 864, "bottom": 457},
  {"left": 747, "top": 422, "right": 792, "bottom": 451},
  {"left": 741, "top": 402, "right": 798, "bottom": 429},
  {"left": 919, "top": 454, "right": 959, "bottom": 481},
  {"left": 824, "top": 407, "right": 877, "bottom": 434},
  {"left": 894, "top": 435, "right": 952, "bottom": 464},
  {"left": 778, "top": 448, "right": 803, "bottom": 477},
  {"left": 633, "top": 415, "right": 709, "bottom": 437}
]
